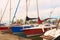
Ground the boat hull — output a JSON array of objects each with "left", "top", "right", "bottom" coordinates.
[
  {"left": 0, "top": 27, "right": 9, "bottom": 31},
  {"left": 24, "top": 27, "right": 56, "bottom": 37}
]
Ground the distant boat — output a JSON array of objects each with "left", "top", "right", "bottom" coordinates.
[{"left": 0, "top": 0, "right": 10, "bottom": 31}]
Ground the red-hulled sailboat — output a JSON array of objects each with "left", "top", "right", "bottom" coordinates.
[
  {"left": 0, "top": 0, "right": 11, "bottom": 31},
  {"left": 23, "top": 0, "right": 56, "bottom": 37}
]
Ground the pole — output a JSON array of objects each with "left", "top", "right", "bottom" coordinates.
[
  {"left": 25, "top": 0, "right": 30, "bottom": 24},
  {"left": 12, "top": 0, "right": 20, "bottom": 23},
  {"left": 36, "top": 0, "right": 39, "bottom": 17},
  {"left": 9, "top": 0, "right": 11, "bottom": 24}
]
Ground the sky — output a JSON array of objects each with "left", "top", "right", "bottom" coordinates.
[{"left": 0, "top": 0, "right": 60, "bottom": 23}]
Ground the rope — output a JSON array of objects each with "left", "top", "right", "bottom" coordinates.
[{"left": 0, "top": 0, "right": 9, "bottom": 23}]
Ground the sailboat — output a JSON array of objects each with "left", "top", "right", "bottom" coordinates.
[
  {"left": 23, "top": 0, "right": 57, "bottom": 37},
  {"left": 0, "top": 0, "right": 10, "bottom": 31},
  {"left": 0, "top": 0, "right": 57, "bottom": 37},
  {"left": 1, "top": 0, "right": 55, "bottom": 36}
]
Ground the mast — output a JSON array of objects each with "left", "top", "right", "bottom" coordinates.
[
  {"left": 36, "top": 0, "right": 39, "bottom": 17},
  {"left": 26, "top": 0, "right": 28, "bottom": 17},
  {"left": 25, "top": 0, "right": 28, "bottom": 24},
  {"left": 0, "top": 0, "right": 9, "bottom": 23},
  {"left": 12, "top": 0, "right": 21, "bottom": 23},
  {"left": 36, "top": 0, "right": 42, "bottom": 24},
  {"left": 36, "top": 0, "right": 44, "bottom": 32},
  {"left": 9, "top": 0, "right": 11, "bottom": 24},
  {"left": 25, "top": 0, "right": 30, "bottom": 24}
]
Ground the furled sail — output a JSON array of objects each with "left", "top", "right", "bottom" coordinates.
[
  {"left": 38, "top": 17, "right": 42, "bottom": 24},
  {"left": 26, "top": 16, "right": 37, "bottom": 21}
]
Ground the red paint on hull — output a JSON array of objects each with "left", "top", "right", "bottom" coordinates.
[
  {"left": 24, "top": 29, "right": 43, "bottom": 35},
  {"left": 24, "top": 28, "right": 48, "bottom": 35},
  {"left": 24, "top": 27, "right": 56, "bottom": 36},
  {"left": 0, "top": 27, "right": 9, "bottom": 30}
]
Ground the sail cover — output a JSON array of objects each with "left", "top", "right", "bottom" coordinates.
[
  {"left": 26, "top": 16, "right": 37, "bottom": 21},
  {"left": 38, "top": 17, "right": 42, "bottom": 24}
]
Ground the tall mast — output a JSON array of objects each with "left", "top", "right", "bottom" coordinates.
[
  {"left": 36, "top": 0, "right": 42, "bottom": 24},
  {"left": 25, "top": 0, "right": 30, "bottom": 24},
  {"left": 26, "top": 0, "right": 28, "bottom": 17},
  {"left": 36, "top": 0, "right": 44, "bottom": 31},
  {"left": 25, "top": 0, "right": 28, "bottom": 24},
  {"left": 9, "top": 0, "right": 11, "bottom": 24},
  {"left": 36, "top": 0, "right": 39, "bottom": 17}
]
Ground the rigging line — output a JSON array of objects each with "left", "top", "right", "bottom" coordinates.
[
  {"left": 12, "top": 0, "right": 21, "bottom": 23},
  {"left": 0, "top": 0, "right": 9, "bottom": 23}
]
